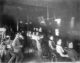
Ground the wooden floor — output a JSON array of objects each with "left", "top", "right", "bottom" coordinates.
[{"left": 22, "top": 55, "right": 80, "bottom": 63}]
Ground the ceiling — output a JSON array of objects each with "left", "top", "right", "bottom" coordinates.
[{"left": 6, "top": 0, "right": 79, "bottom": 8}]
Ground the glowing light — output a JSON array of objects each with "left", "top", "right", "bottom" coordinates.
[
  {"left": 36, "top": 28, "right": 39, "bottom": 31},
  {"left": 20, "top": 21, "right": 23, "bottom": 23},
  {"left": 33, "top": 28, "right": 36, "bottom": 30},
  {"left": 38, "top": 16, "right": 46, "bottom": 25},
  {"left": 55, "top": 28, "right": 59, "bottom": 36},
  {"left": 25, "top": 22, "right": 28, "bottom": 25},
  {"left": 54, "top": 18, "right": 61, "bottom": 26},
  {"left": 40, "top": 21, "right": 45, "bottom": 24},
  {"left": 70, "top": 17, "right": 75, "bottom": 28},
  {"left": 39, "top": 27, "right": 42, "bottom": 32},
  {"left": 29, "top": 22, "right": 32, "bottom": 24}
]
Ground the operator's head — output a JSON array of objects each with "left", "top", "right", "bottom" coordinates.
[{"left": 57, "top": 39, "right": 62, "bottom": 45}]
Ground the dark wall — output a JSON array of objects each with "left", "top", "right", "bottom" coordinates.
[{"left": 1, "top": 14, "right": 17, "bottom": 32}]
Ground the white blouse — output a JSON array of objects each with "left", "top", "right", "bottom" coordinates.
[{"left": 56, "top": 45, "right": 68, "bottom": 57}]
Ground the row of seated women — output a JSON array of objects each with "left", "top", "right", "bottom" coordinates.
[{"left": 27, "top": 31, "right": 79, "bottom": 62}]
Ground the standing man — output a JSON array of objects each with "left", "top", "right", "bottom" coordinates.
[
  {"left": 48, "top": 36, "right": 55, "bottom": 50},
  {"left": 48, "top": 35, "right": 57, "bottom": 61}
]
